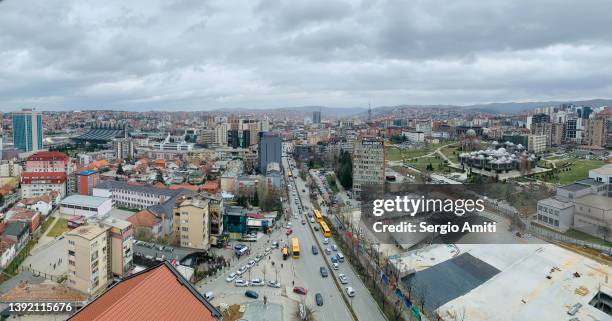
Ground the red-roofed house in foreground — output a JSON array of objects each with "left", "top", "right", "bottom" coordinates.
[{"left": 68, "top": 261, "right": 222, "bottom": 321}]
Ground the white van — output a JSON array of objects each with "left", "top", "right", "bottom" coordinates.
[{"left": 336, "top": 253, "right": 345, "bottom": 263}]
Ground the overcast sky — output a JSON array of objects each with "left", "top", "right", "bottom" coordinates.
[{"left": 1, "top": 0, "right": 612, "bottom": 111}]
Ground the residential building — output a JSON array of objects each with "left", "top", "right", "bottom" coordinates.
[
  {"left": 12, "top": 108, "right": 43, "bottom": 152},
  {"left": 214, "top": 123, "right": 228, "bottom": 146},
  {"left": 66, "top": 224, "right": 110, "bottom": 295},
  {"left": 20, "top": 172, "right": 67, "bottom": 198},
  {"left": 67, "top": 261, "right": 222, "bottom": 321},
  {"left": 266, "top": 162, "right": 282, "bottom": 188},
  {"left": 60, "top": 195, "right": 112, "bottom": 218},
  {"left": 113, "top": 137, "right": 134, "bottom": 160},
  {"left": 76, "top": 169, "right": 100, "bottom": 195},
  {"left": 258, "top": 132, "right": 281, "bottom": 174},
  {"left": 102, "top": 217, "right": 133, "bottom": 277},
  {"left": 352, "top": 137, "right": 386, "bottom": 200},
  {"left": 527, "top": 134, "right": 547, "bottom": 153},
  {"left": 0, "top": 161, "right": 23, "bottom": 178},
  {"left": 0, "top": 237, "right": 16, "bottom": 269},
  {"left": 402, "top": 131, "right": 425, "bottom": 143},
  {"left": 4, "top": 221, "right": 30, "bottom": 250},
  {"left": 174, "top": 196, "right": 211, "bottom": 250}
]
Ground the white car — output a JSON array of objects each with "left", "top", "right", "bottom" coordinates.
[
  {"left": 250, "top": 278, "right": 264, "bottom": 286},
  {"left": 338, "top": 274, "right": 349, "bottom": 284},
  {"left": 235, "top": 279, "right": 249, "bottom": 287},
  {"left": 267, "top": 280, "right": 281, "bottom": 288},
  {"left": 346, "top": 287, "right": 356, "bottom": 297},
  {"left": 287, "top": 223, "right": 292, "bottom": 228},
  {"left": 254, "top": 255, "right": 262, "bottom": 262},
  {"left": 264, "top": 247, "right": 271, "bottom": 254},
  {"left": 247, "top": 260, "right": 256, "bottom": 268},
  {"left": 323, "top": 238, "right": 329, "bottom": 245},
  {"left": 332, "top": 262, "right": 340, "bottom": 270},
  {"left": 237, "top": 266, "right": 248, "bottom": 275},
  {"left": 331, "top": 245, "right": 338, "bottom": 251},
  {"left": 226, "top": 273, "right": 238, "bottom": 282}
]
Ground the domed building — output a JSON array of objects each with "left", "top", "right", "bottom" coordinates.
[{"left": 458, "top": 141, "right": 539, "bottom": 174}]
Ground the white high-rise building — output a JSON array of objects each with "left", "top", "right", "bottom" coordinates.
[{"left": 352, "top": 137, "right": 386, "bottom": 200}]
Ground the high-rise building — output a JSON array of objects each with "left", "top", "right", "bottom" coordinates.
[
  {"left": 258, "top": 132, "right": 281, "bottom": 174},
  {"left": 352, "top": 137, "right": 386, "bottom": 200},
  {"left": 21, "top": 151, "right": 72, "bottom": 198},
  {"left": 313, "top": 111, "right": 321, "bottom": 124},
  {"left": 527, "top": 135, "right": 547, "bottom": 153},
  {"left": 67, "top": 224, "right": 110, "bottom": 295},
  {"left": 76, "top": 169, "right": 100, "bottom": 196},
  {"left": 102, "top": 217, "right": 133, "bottom": 277},
  {"left": 214, "top": 123, "right": 228, "bottom": 146},
  {"left": 113, "top": 137, "right": 134, "bottom": 160},
  {"left": 12, "top": 108, "right": 43, "bottom": 152}
]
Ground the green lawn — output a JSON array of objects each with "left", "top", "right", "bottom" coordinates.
[
  {"left": 325, "top": 175, "right": 339, "bottom": 193},
  {"left": 540, "top": 159, "right": 604, "bottom": 185},
  {"left": 440, "top": 144, "right": 459, "bottom": 161},
  {"left": 404, "top": 156, "right": 448, "bottom": 172},
  {"left": 47, "top": 218, "right": 69, "bottom": 237},
  {"left": 387, "top": 143, "right": 447, "bottom": 161}
]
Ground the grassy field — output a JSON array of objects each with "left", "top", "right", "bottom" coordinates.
[
  {"left": 387, "top": 142, "right": 449, "bottom": 161},
  {"left": 404, "top": 156, "right": 448, "bottom": 172},
  {"left": 440, "top": 144, "right": 459, "bottom": 161},
  {"left": 47, "top": 218, "right": 69, "bottom": 237},
  {"left": 540, "top": 159, "right": 604, "bottom": 185}
]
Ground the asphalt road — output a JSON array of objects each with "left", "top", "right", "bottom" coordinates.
[{"left": 284, "top": 145, "right": 387, "bottom": 321}]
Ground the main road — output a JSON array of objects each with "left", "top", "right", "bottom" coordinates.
[{"left": 284, "top": 143, "right": 388, "bottom": 321}]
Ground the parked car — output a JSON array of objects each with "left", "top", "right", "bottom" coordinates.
[
  {"left": 237, "top": 266, "right": 248, "bottom": 275},
  {"left": 205, "top": 291, "right": 214, "bottom": 300},
  {"left": 293, "top": 286, "right": 308, "bottom": 295},
  {"left": 315, "top": 293, "right": 323, "bottom": 306},
  {"left": 226, "top": 273, "right": 237, "bottom": 282},
  {"left": 338, "top": 274, "right": 348, "bottom": 284},
  {"left": 245, "top": 290, "right": 259, "bottom": 299},
  {"left": 250, "top": 278, "right": 264, "bottom": 286},
  {"left": 235, "top": 279, "right": 249, "bottom": 287},
  {"left": 320, "top": 267, "right": 328, "bottom": 278},
  {"left": 325, "top": 248, "right": 332, "bottom": 255},
  {"left": 247, "top": 260, "right": 256, "bottom": 268},
  {"left": 312, "top": 246, "right": 319, "bottom": 255},
  {"left": 267, "top": 280, "right": 281, "bottom": 288},
  {"left": 323, "top": 238, "right": 329, "bottom": 245},
  {"left": 346, "top": 287, "right": 356, "bottom": 297},
  {"left": 332, "top": 262, "right": 340, "bottom": 270}
]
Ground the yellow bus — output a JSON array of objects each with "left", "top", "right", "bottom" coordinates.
[
  {"left": 319, "top": 221, "right": 332, "bottom": 238},
  {"left": 282, "top": 246, "right": 289, "bottom": 260},
  {"left": 291, "top": 238, "right": 300, "bottom": 259},
  {"left": 313, "top": 209, "right": 323, "bottom": 223}
]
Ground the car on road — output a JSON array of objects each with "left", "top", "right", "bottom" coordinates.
[
  {"left": 325, "top": 248, "right": 332, "bottom": 255},
  {"left": 301, "top": 219, "right": 306, "bottom": 225},
  {"left": 293, "top": 286, "right": 308, "bottom": 295},
  {"left": 315, "top": 293, "right": 323, "bottom": 306},
  {"left": 226, "top": 273, "right": 238, "bottom": 282},
  {"left": 338, "top": 274, "right": 348, "bottom": 284},
  {"left": 247, "top": 260, "right": 256, "bottom": 268},
  {"left": 346, "top": 287, "right": 356, "bottom": 297},
  {"left": 254, "top": 254, "right": 262, "bottom": 262},
  {"left": 250, "top": 278, "right": 264, "bottom": 286},
  {"left": 310, "top": 218, "right": 315, "bottom": 223},
  {"left": 237, "top": 266, "right": 248, "bottom": 275},
  {"left": 267, "top": 280, "right": 281, "bottom": 288},
  {"left": 331, "top": 245, "right": 338, "bottom": 251},
  {"left": 313, "top": 225, "right": 319, "bottom": 231},
  {"left": 320, "top": 267, "right": 328, "bottom": 277},
  {"left": 235, "top": 279, "right": 249, "bottom": 287},
  {"left": 234, "top": 244, "right": 245, "bottom": 250},
  {"left": 311, "top": 246, "right": 318, "bottom": 255},
  {"left": 332, "top": 262, "right": 340, "bottom": 270},
  {"left": 245, "top": 290, "right": 259, "bottom": 299},
  {"left": 286, "top": 228, "right": 293, "bottom": 236},
  {"left": 287, "top": 223, "right": 292, "bottom": 228},
  {"left": 331, "top": 256, "right": 338, "bottom": 263},
  {"left": 265, "top": 247, "right": 271, "bottom": 254},
  {"left": 323, "top": 238, "right": 329, "bottom": 244},
  {"left": 272, "top": 241, "right": 279, "bottom": 248}
]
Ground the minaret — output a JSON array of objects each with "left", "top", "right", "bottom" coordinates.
[{"left": 368, "top": 102, "right": 372, "bottom": 122}]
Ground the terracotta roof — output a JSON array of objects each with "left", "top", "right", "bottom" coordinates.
[
  {"left": 202, "top": 180, "right": 219, "bottom": 191},
  {"left": 26, "top": 151, "right": 69, "bottom": 162},
  {"left": 127, "top": 210, "right": 159, "bottom": 228},
  {"left": 68, "top": 262, "right": 221, "bottom": 321},
  {"left": 169, "top": 184, "right": 199, "bottom": 192}
]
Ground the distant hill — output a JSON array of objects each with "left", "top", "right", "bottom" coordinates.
[{"left": 466, "top": 99, "right": 612, "bottom": 114}]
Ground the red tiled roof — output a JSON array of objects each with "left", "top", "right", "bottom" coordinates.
[
  {"left": 26, "top": 151, "right": 69, "bottom": 162},
  {"left": 169, "top": 184, "right": 199, "bottom": 192},
  {"left": 68, "top": 262, "right": 221, "bottom": 321},
  {"left": 127, "top": 210, "right": 159, "bottom": 228}
]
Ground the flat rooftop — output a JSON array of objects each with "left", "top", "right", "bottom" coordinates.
[
  {"left": 60, "top": 195, "right": 110, "bottom": 208},
  {"left": 559, "top": 182, "right": 592, "bottom": 192},
  {"left": 434, "top": 244, "right": 612, "bottom": 321},
  {"left": 66, "top": 224, "right": 108, "bottom": 240},
  {"left": 575, "top": 194, "right": 612, "bottom": 210}
]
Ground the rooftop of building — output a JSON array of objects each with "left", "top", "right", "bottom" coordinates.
[
  {"left": 575, "top": 194, "right": 612, "bottom": 210},
  {"left": 60, "top": 195, "right": 111, "bottom": 208},
  {"left": 26, "top": 151, "right": 69, "bottom": 162},
  {"left": 68, "top": 261, "right": 221, "bottom": 321},
  {"left": 66, "top": 224, "right": 108, "bottom": 240},
  {"left": 538, "top": 197, "right": 575, "bottom": 209},
  {"left": 590, "top": 164, "right": 612, "bottom": 176},
  {"left": 558, "top": 182, "right": 592, "bottom": 192},
  {"left": 101, "top": 217, "right": 132, "bottom": 230},
  {"left": 0, "top": 280, "right": 87, "bottom": 303}
]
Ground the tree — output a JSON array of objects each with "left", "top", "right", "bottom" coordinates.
[
  {"left": 336, "top": 150, "right": 353, "bottom": 189},
  {"left": 0, "top": 194, "right": 4, "bottom": 206},
  {"left": 117, "top": 163, "right": 125, "bottom": 175},
  {"left": 252, "top": 190, "right": 260, "bottom": 207}
]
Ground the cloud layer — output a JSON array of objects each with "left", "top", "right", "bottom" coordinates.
[{"left": 1, "top": 0, "right": 612, "bottom": 111}]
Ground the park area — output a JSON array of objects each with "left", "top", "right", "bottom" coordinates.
[
  {"left": 538, "top": 158, "right": 604, "bottom": 185},
  {"left": 47, "top": 218, "right": 69, "bottom": 237}
]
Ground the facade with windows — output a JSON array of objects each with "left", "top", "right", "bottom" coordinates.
[
  {"left": 66, "top": 225, "right": 110, "bottom": 295},
  {"left": 12, "top": 109, "right": 43, "bottom": 152},
  {"left": 536, "top": 198, "right": 575, "bottom": 231}
]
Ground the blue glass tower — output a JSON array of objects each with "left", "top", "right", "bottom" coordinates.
[{"left": 12, "top": 109, "right": 43, "bottom": 152}]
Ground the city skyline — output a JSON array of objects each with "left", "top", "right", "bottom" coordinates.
[{"left": 2, "top": 0, "right": 612, "bottom": 111}]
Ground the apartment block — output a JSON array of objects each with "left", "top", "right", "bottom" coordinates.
[
  {"left": 352, "top": 137, "right": 386, "bottom": 200},
  {"left": 67, "top": 225, "right": 110, "bottom": 295},
  {"left": 102, "top": 217, "right": 133, "bottom": 277},
  {"left": 527, "top": 134, "right": 547, "bottom": 153},
  {"left": 173, "top": 196, "right": 211, "bottom": 250}
]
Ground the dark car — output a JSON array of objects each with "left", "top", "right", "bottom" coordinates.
[
  {"left": 234, "top": 244, "right": 245, "bottom": 250},
  {"left": 320, "top": 267, "right": 328, "bottom": 278},
  {"left": 315, "top": 293, "right": 323, "bottom": 306},
  {"left": 313, "top": 225, "right": 319, "bottom": 231},
  {"left": 293, "top": 286, "right": 308, "bottom": 295},
  {"left": 312, "top": 246, "right": 319, "bottom": 255},
  {"left": 245, "top": 290, "right": 259, "bottom": 299}
]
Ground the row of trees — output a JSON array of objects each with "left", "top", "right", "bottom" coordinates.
[{"left": 335, "top": 150, "right": 353, "bottom": 189}]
